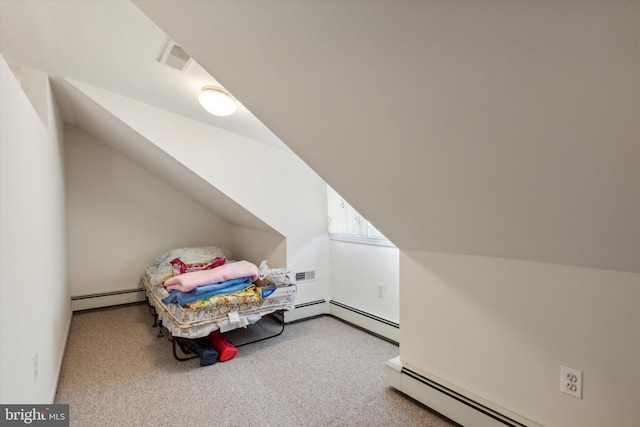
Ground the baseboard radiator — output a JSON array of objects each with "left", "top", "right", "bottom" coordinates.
[
  {"left": 385, "top": 357, "right": 541, "bottom": 427},
  {"left": 284, "top": 298, "right": 328, "bottom": 322},
  {"left": 284, "top": 299, "right": 400, "bottom": 344},
  {"left": 329, "top": 299, "right": 399, "bottom": 343},
  {"left": 71, "top": 288, "right": 146, "bottom": 311}
]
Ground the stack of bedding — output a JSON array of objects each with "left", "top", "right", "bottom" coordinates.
[{"left": 141, "top": 246, "right": 296, "bottom": 339}]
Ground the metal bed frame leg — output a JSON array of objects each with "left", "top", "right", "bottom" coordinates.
[
  {"left": 172, "top": 337, "right": 200, "bottom": 361},
  {"left": 145, "top": 294, "right": 159, "bottom": 328},
  {"left": 157, "top": 321, "right": 164, "bottom": 338},
  {"left": 233, "top": 310, "right": 286, "bottom": 348}
]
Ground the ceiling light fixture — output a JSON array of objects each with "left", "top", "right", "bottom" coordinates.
[{"left": 198, "top": 86, "right": 237, "bottom": 117}]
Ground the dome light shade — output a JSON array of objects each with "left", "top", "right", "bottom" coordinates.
[{"left": 198, "top": 86, "right": 237, "bottom": 117}]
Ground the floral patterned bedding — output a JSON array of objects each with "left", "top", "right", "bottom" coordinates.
[{"left": 141, "top": 260, "right": 295, "bottom": 339}]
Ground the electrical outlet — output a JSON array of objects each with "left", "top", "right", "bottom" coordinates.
[
  {"left": 560, "top": 365, "right": 582, "bottom": 399},
  {"left": 33, "top": 354, "right": 38, "bottom": 382},
  {"left": 378, "top": 283, "right": 385, "bottom": 297}
]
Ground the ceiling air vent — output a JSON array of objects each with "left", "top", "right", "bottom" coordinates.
[
  {"left": 159, "top": 41, "right": 193, "bottom": 72},
  {"left": 295, "top": 271, "right": 316, "bottom": 282}
]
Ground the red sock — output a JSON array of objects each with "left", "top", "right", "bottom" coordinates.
[{"left": 207, "top": 330, "right": 238, "bottom": 362}]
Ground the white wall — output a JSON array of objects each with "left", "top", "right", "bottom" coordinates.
[
  {"left": 0, "top": 57, "right": 71, "bottom": 403},
  {"left": 401, "top": 250, "right": 640, "bottom": 427},
  {"left": 329, "top": 239, "right": 399, "bottom": 323},
  {"left": 229, "top": 225, "right": 286, "bottom": 268},
  {"left": 65, "top": 125, "right": 234, "bottom": 302}
]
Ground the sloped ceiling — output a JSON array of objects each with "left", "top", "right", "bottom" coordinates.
[
  {"left": 1, "top": 1, "right": 638, "bottom": 273},
  {"left": 50, "top": 77, "right": 277, "bottom": 233},
  {"left": 134, "top": 0, "right": 639, "bottom": 273}
]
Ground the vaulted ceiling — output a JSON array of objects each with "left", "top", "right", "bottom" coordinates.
[{"left": 2, "top": 1, "right": 639, "bottom": 273}]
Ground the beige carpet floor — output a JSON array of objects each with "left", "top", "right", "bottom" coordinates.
[{"left": 54, "top": 303, "right": 457, "bottom": 427}]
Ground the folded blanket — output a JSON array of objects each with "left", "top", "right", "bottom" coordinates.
[
  {"left": 164, "top": 260, "right": 259, "bottom": 293},
  {"left": 185, "top": 286, "right": 261, "bottom": 311},
  {"left": 162, "top": 276, "right": 253, "bottom": 306}
]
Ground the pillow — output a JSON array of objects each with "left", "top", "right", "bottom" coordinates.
[{"left": 152, "top": 246, "right": 231, "bottom": 267}]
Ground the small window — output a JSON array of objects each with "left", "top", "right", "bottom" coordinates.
[{"left": 327, "top": 186, "right": 394, "bottom": 247}]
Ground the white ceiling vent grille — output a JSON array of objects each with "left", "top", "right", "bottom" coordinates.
[
  {"left": 295, "top": 271, "right": 316, "bottom": 282},
  {"left": 159, "top": 41, "right": 193, "bottom": 72}
]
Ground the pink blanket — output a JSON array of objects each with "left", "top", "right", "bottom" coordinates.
[{"left": 164, "top": 260, "right": 259, "bottom": 293}]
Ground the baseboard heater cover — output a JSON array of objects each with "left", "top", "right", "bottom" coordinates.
[
  {"left": 328, "top": 299, "right": 399, "bottom": 343},
  {"left": 284, "top": 299, "right": 328, "bottom": 323},
  {"left": 295, "top": 299, "right": 327, "bottom": 309},
  {"left": 329, "top": 300, "right": 399, "bottom": 328},
  {"left": 385, "top": 357, "right": 541, "bottom": 427},
  {"left": 71, "top": 288, "right": 144, "bottom": 300},
  {"left": 71, "top": 288, "right": 146, "bottom": 311}
]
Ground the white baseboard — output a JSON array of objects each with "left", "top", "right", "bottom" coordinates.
[
  {"left": 71, "top": 289, "right": 146, "bottom": 311},
  {"left": 385, "top": 357, "right": 541, "bottom": 427},
  {"left": 286, "top": 299, "right": 328, "bottom": 322},
  {"left": 328, "top": 300, "right": 399, "bottom": 343}
]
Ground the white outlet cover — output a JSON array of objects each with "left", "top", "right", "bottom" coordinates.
[{"left": 560, "top": 365, "right": 582, "bottom": 399}]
